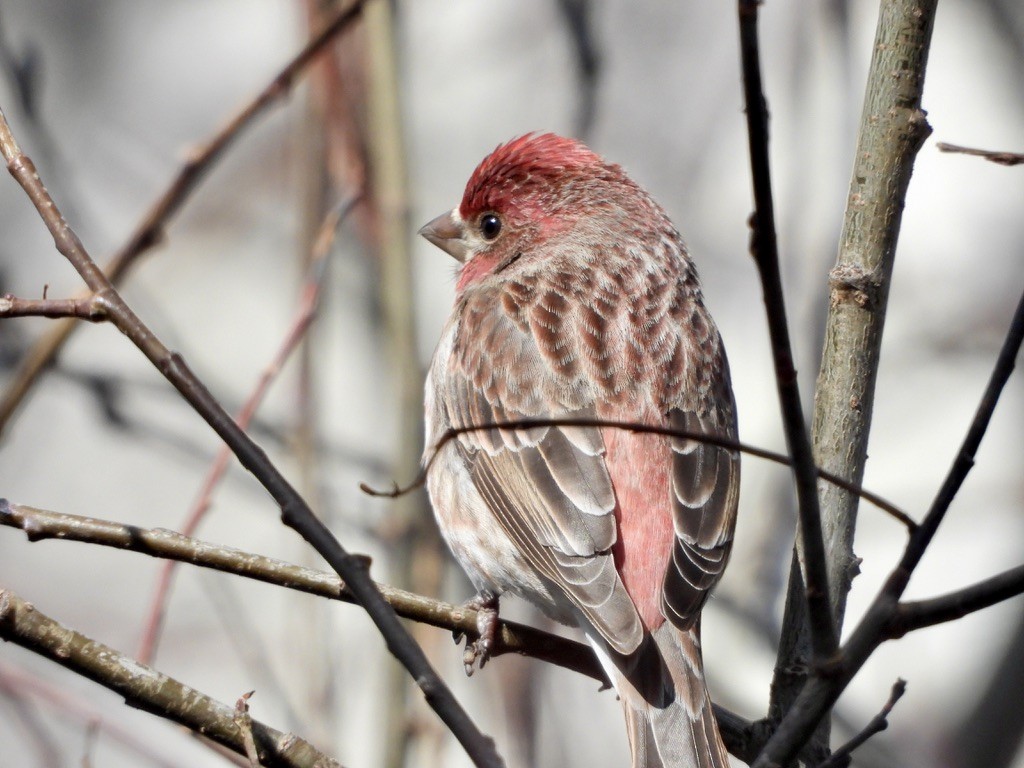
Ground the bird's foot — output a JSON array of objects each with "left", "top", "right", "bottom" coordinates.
[{"left": 457, "top": 591, "right": 499, "bottom": 676}]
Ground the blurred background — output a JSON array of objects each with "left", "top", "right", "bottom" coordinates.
[{"left": 1, "top": 1, "right": 1022, "bottom": 766}]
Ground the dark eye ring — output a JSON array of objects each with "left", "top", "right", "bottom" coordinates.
[{"left": 480, "top": 213, "right": 502, "bottom": 241}]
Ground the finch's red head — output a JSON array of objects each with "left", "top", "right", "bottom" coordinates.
[
  {"left": 419, "top": 133, "right": 665, "bottom": 291},
  {"left": 458, "top": 133, "right": 606, "bottom": 224}
]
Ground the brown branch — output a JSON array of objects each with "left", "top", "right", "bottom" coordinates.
[
  {"left": 0, "top": 293, "right": 107, "bottom": 321},
  {"left": 0, "top": 587, "right": 343, "bottom": 768},
  {"left": 0, "top": 103, "right": 502, "bottom": 767},
  {"left": 893, "top": 562, "right": 1024, "bottom": 637},
  {"left": 369, "top": 418, "right": 915, "bottom": 529},
  {"left": 136, "top": 194, "right": 359, "bottom": 665},
  {"left": 816, "top": 680, "right": 906, "bottom": 768},
  {"left": 0, "top": 0, "right": 369, "bottom": 436},
  {"left": 0, "top": 498, "right": 756, "bottom": 758},
  {"left": 738, "top": 0, "right": 838, "bottom": 667},
  {"left": 936, "top": 142, "right": 1024, "bottom": 166}
]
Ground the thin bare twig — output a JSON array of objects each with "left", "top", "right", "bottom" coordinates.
[
  {"left": 136, "top": 194, "right": 359, "bottom": 666},
  {"left": 0, "top": 0, "right": 369, "bottom": 436},
  {"left": 0, "top": 104, "right": 502, "bottom": 767},
  {"left": 893, "top": 564, "right": 1024, "bottom": 636},
  {"left": 234, "top": 692, "right": 261, "bottom": 768},
  {"left": 936, "top": 142, "right": 1024, "bottom": 166},
  {"left": 816, "top": 680, "right": 906, "bottom": 768},
  {"left": 365, "top": 415, "right": 914, "bottom": 526},
  {"left": 738, "top": 0, "right": 838, "bottom": 665},
  {"left": 0, "top": 498, "right": 756, "bottom": 757},
  {"left": 0, "top": 294, "right": 106, "bottom": 321}
]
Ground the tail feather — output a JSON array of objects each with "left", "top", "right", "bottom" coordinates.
[{"left": 594, "top": 623, "right": 729, "bottom": 768}]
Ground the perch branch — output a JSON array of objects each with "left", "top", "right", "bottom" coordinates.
[{"left": 0, "top": 498, "right": 757, "bottom": 758}]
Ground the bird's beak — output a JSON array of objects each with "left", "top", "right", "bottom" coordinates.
[{"left": 418, "top": 210, "right": 469, "bottom": 263}]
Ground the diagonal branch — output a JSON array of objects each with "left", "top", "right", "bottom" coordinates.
[
  {"left": 893, "top": 564, "right": 1024, "bottom": 637},
  {"left": 0, "top": 105, "right": 502, "bottom": 767},
  {"left": 0, "top": 587, "right": 342, "bottom": 768},
  {"left": 0, "top": 0, "right": 369, "bottom": 436}
]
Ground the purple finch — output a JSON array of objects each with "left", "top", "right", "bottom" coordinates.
[{"left": 421, "top": 134, "right": 739, "bottom": 768}]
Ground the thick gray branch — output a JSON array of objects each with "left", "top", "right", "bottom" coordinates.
[{"left": 813, "top": 0, "right": 935, "bottom": 628}]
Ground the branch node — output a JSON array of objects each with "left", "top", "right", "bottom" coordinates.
[{"left": 828, "top": 264, "right": 883, "bottom": 310}]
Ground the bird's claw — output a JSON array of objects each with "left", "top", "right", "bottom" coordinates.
[{"left": 460, "top": 591, "right": 499, "bottom": 676}]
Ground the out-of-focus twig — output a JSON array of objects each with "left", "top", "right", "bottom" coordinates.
[
  {"left": 0, "top": 588, "right": 343, "bottom": 768},
  {"left": 135, "top": 194, "right": 359, "bottom": 666},
  {"left": 0, "top": 660, "right": 186, "bottom": 768},
  {"left": 0, "top": 664, "right": 62, "bottom": 768},
  {"left": 554, "top": 0, "right": 602, "bottom": 138},
  {"left": 0, "top": 104, "right": 502, "bottom": 767},
  {"left": 0, "top": 0, "right": 369, "bottom": 437},
  {"left": 362, "top": 2, "right": 446, "bottom": 766},
  {"left": 936, "top": 142, "right": 1024, "bottom": 166}
]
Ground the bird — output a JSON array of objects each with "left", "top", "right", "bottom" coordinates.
[{"left": 419, "top": 133, "right": 739, "bottom": 768}]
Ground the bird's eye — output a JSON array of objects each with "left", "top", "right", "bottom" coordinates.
[{"left": 479, "top": 213, "right": 502, "bottom": 241}]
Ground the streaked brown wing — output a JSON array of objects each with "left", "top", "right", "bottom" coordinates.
[
  {"left": 443, "top": 311, "right": 646, "bottom": 655},
  {"left": 662, "top": 410, "right": 740, "bottom": 630}
]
